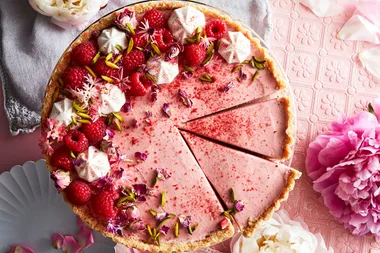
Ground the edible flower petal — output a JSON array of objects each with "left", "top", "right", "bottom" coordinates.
[
  {"left": 50, "top": 170, "right": 71, "bottom": 191},
  {"left": 159, "top": 225, "right": 170, "bottom": 236},
  {"left": 51, "top": 233, "right": 65, "bottom": 249},
  {"left": 77, "top": 226, "right": 94, "bottom": 250},
  {"left": 121, "top": 102, "right": 132, "bottom": 113},
  {"left": 234, "top": 200, "right": 245, "bottom": 212},
  {"left": 39, "top": 136, "right": 54, "bottom": 156},
  {"left": 138, "top": 19, "right": 156, "bottom": 41},
  {"left": 359, "top": 46, "right": 380, "bottom": 79},
  {"left": 178, "top": 215, "right": 192, "bottom": 228},
  {"left": 299, "top": 0, "right": 344, "bottom": 17},
  {"left": 156, "top": 212, "right": 169, "bottom": 222},
  {"left": 69, "top": 75, "right": 101, "bottom": 108},
  {"left": 165, "top": 43, "right": 184, "bottom": 61},
  {"left": 129, "top": 219, "right": 145, "bottom": 231},
  {"left": 124, "top": 205, "right": 141, "bottom": 220},
  {"left": 220, "top": 217, "right": 230, "bottom": 230},
  {"left": 156, "top": 168, "right": 171, "bottom": 180},
  {"left": 107, "top": 218, "right": 124, "bottom": 236},
  {"left": 62, "top": 236, "right": 81, "bottom": 253},
  {"left": 134, "top": 152, "right": 148, "bottom": 162},
  {"left": 337, "top": 14, "right": 380, "bottom": 44},
  {"left": 132, "top": 184, "right": 148, "bottom": 196},
  {"left": 178, "top": 89, "right": 193, "bottom": 108},
  {"left": 9, "top": 245, "right": 35, "bottom": 253},
  {"left": 162, "top": 103, "right": 172, "bottom": 118},
  {"left": 220, "top": 81, "right": 235, "bottom": 93},
  {"left": 115, "top": 8, "right": 138, "bottom": 32}
]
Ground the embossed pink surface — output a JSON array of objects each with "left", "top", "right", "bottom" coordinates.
[{"left": 270, "top": 0, "right": 380, "bottom": 252}]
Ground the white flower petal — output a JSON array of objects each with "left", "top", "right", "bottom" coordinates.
[
  {"left": 359, "top": 46, "right": 380, "bottom": 79},
  {"left": 299, "top": 0, "right": 345, "bottom": 17},
  {"left": 337, "top": 14, "right": 380, "bottom": 44},
  {"left": 356, "top": 1, "right": 380, "bottom": 26}
]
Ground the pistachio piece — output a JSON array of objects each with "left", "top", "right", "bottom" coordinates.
[
  {"left": 73, "top": 100, "right": 86, "bottom": 112},
  {"left": 252, "top": 71, "right": 259, "bottom": 83},
  {"left": 84, "top": 66, "right": 97, "bottom": 78},
  {"left": 127, "top": 38, "right": 134, "bottom": 54},
  {"left": 112, "top": 112, "right": 124, "bottom": 122},
  {"left": 71, "top": 116, "right": 77, "bottom": 125},
  {"left": 117, "top": 196, "right": 129, "bottom": 207},
  {"left": 77, "top": 112, "right": 91, "bottom": 120},
  {"left": 70, "top": 150, "right": 76, "bottom": 159},
  {"left": 253, "top": 56, "right": 266, "bottom": 64},
  {"left": 198, "top": 74, "right": 213, "bottom": 83},
  {"left": 105, "top": 61, "right": 120, "bottom": 70},
  {"left": 174, "top": 222, "right": 179, "bottom": 237},
  {"left": 184, "top": 65, "right": 195, "bottom": 73},
  {"left": 151, "top": 43, "right": 161, "bottom": 56},
  {"left": 149, "top": 210, "right": 157, "bottom": 216},
  {"left": 249, "top": 59, "right": 255, "bottom": 69},
  {"left": 232, "top": 64, "right": 243, "bottom": 73},
  {"left": 206, "top": 43, "right": 214, "bottom": 55},
  {"left": 215, "top": 39, "right": 221, "bottom": 51},
  {"left": 107, "top": 114, "right": 114, "bottom": 126},
  {"left": 157, "top": 218, "right": 170, "bottom": 228},
  {"left": 230, "top": 188, "right": 235, "bottom": 202},
  {"left": 201, "top": 52, "right": 214, "bottom": 66},
  {"left": 161, "top": 190, "right": 166, "bottom": 207},
  {"left": 152, "top": 176, "right": 158, "bottom": 187},
  {"left": 91, "top": 50, "right": 101, "bottom": 65},
  {"left": 101, "top": 75, "right": 114, "bottom": 83},
  {"left": 187, "top": 225, "right": 193, "bottom": 235},
  {"left": 168, "top": 213, "right": 176, "bottom": 219},
  {"left": 185, "top": 37, "right": 197, "bottom": 44},
  {"left": 242, "top": 60, "right": 250, "bottom": 64},
  {"left": 147, "top": 225, "right": 152, "bottom": 236},
  {"left": 115, "top": 44, "right": 124, "bottom": 52},
  {"left": 113, "top": 54, "right": 123, "bottom": 64},
  {"left": 106, "top": 53, "right": 113, "bottom": 62},
  {"left": 77, "top": 119, "right": 91, "bottom": 124},
  {"left": 126, "top": 23, "right": 136, "bottom": 35},
  {"left": 114, "top": 120, "right": 122, "bottom": 131},
  {"left": 145, "top": 73, "right": 157, "bottom": 84}
]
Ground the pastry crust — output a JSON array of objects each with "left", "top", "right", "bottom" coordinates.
[
  {"left": 242, "top": 168, "right": 301, "bottom": 237},
  {"left": 278, "top": 96, "right": 295, "bottom": 161},
  {"left": 41, "top": 1, "right": 295, "bottom": 251}
]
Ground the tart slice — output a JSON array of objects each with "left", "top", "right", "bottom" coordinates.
[
  {"left": 179, "top": 98, "right": 293, "bottom": 160},
  {"left": 181, "top": 131, "right": 301, "bottom": 237}
]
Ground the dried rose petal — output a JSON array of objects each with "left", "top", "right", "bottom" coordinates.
[
  {"left": 159, "top": 225, "right": 170, "bottom": 236},
  {"left": 234, "top": 200, "right": 245, "bottom": 212},
  {"left": 129, "top": 219, "right": 145, "bottom": 231},
  {"left": 146, "top": 111, "right": 153, "bottom": 118},
  {"left": 51, "top": 233, "right": 65, "bottom": 249},
  {"left": 221, "top": 81, "right": 235, "bottom": 93},
  {"left": 132, "top": 184, "right": 147, "bottom": 196},
  {"left": 136, "top": 195, "right": 146, "bottom": 202},
  {"left": 133, "top": 119, "right": 139, "bottom": 128},
  {"left": 178, "top": 215, "right": 192, "bottom": 228},
  {"left": 107, "top": 218, "right": 124, "bottom": 236},
  {"left": 162, "top": 103, "right": 172, "bottom": 118},
  {"left": 9, "top": 245, "right": 35, "bottom": 253},
  {"left": 50, "top": 170, "right": 71, "bottom": 191},
  {"left": 62, "top": 236, "right": 81, "bottom": 253},
  {"left": 156, "top": 212, "right": 169, "bottom": 222},
  {"left": 165, "top": 42, "right": 184, "bottom": 61},
  {"left": 115, "top": 8, "right": 137, "bottom": 32},
  {"left": 178, "top": 89, "right": 193, "bottom": 108},
  {"left": 121, "top": 102, "right": 132, "bottom": 113},
  {"left": 77, "top": 226, "right": 94, "bottom": 250},
  {"left": 113, "top": 167, "right": 124, "bottom": 179},
  {"left": 124, "top": 205, "right": 140, "bottom": 220},
  {"left": 156, "top": 168, "right": 171, "bottom": 180},
  {"left": 239, "top": 69, "right": 247, "bottom": 81},
  {"left": 105, "top": 128, "right": 115, "bottom": 139},
  {"left": 182, "top": 71, "right": 194, "bottom": 79},
  {"left": 134, "top": 152, "right": 148, "bottom": 161}
]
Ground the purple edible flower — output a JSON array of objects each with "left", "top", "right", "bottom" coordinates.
[
  {"left": 222, "top": 81, "right": 235, "bottom": 93},
  {"left": 182, "top": 71, "right": 194, "bottom": 79},
  {"left": 239, "top": 69, "right": 247, "bottom": 81},
  {"left": 105, "top": 128, "right": 115, "bottom": 139},
  {"left": 165, "top": 42, "right": 184, "bottom": 61},
  {"left": 129, "top": 219, "right": 145, "bottom": 231},
  {"left": 115, "top": 8, "right": 136, "bottom": 32},
  {"left": 121, "top": 102, "right": 132, "bottom": 113},
  {"left": 234, "top": 200, "right": 245, "bottom": 212},
  {"left": 178, "top": 215, "right": 192, "bottom": 228},
  {"left": 145, "top": 111, "right": 153, "bottom": 118},
  {"left": 106, "top": 218, "right": 124, "bottom": 236},
  {"left": 132, "top": 184, "right": 147, "bottom": 196},
  {"left": 178, "top": 89, "right": 193, "bottom": 108},
  {"left": 156, "top": 212, "right": 169, "bottom": 222},
  {"left": 159, "top": 225, "right": 170, "bottom": 236},
  {"left": 156, "top": 168, "right": 171, "bottom": 180},
  {"left": 135, "top": 152, "right": 148, "bottom": 161},
  {"left": 162, "top": 103, "right": 172, "bottom": 118}
]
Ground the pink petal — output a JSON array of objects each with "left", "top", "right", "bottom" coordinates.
[
  {"left": 76, "top": 216, "right": 87, "bottom": 228},
  {"left": 359, "top": 46, "right": 380, "bottom": 79},
  {"left": 9, "top": 246, "right": 35, "bottom": 253},
  {"left": 62, "top": 236, "right": 81, "bottom": 253},
  {"left": 356, "top": 1, "right": 380, "bottom": 26},
  {"left": 77, "top": 226, "right": 94, "bottom": 250},
  {"left": 300, "top": 0, "right": 345, "bottom": 17},
  {"left": 337, "top": 14, "right": 380, "bottom": 44},
  {"left": 51, "top": 233, "right": 65, "bottom": 249}
]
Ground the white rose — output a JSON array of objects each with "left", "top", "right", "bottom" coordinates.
[
  {"left": 231, "top": 209, "right": 334, "bottom": 253},
  {"left": 28, "top": 0, "right": 109, "bottom": 29}
]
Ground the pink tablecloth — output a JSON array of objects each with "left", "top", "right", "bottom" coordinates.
[{"left": 1, "top": 1, "right": 380, "bottom": 252}]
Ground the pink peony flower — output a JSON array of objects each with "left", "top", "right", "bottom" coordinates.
[{"left": 306, "top": 99, "right": 380, "bottom": 238}]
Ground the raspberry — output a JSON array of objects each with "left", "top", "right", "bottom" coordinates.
[
  {"left": 90, "top": 190, "right": 119, "bottom": 220},
  {"left": 71, "top": 41, "right": 98, "bottom": 66},
  {"left": 184, "top": 44, "right": 206, "bottom": 66},
  {"left": 92, "top": 58, "right": 120, "bottom": 78},
  {"left": 142, "top": 9, "right": 165, "bottom": 29},
  {"left": 65, "top": 180, "right": 91, "bottom": 205},
  {"left": 132, "top": 33, "right": 148, "bottom": 49},
  {"left": 122, "top": 50, "right": 145, "bottom": 72},
  {"left": 127, "top": 72, "right": 151, "bottom": 96},
  {"left": 51, "top": 146, "right": 73, "bottom": 171},
  {"left": 80, "top": 118, "right": 107, "bottom": 143},
  {"left": 206, "top": 19, "right": 228, "bottom": 39},
  {"left": 153, "top": 28, "right": 174, "bottom": 51},
  {"left": 64, "top": 130, "right": 89, "bottom": 153},
  {"left": 64, "top": 66, "right": 88, "bottom": 90}
]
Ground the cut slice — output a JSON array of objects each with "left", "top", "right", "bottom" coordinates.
[
  {"left": 179, "top": 98, "right": 293, "bottom": 160},
  {"left": 181, "top": 131, "right": 301, "bottom": 237}
]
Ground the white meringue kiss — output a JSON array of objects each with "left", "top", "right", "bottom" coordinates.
[
  {"left": 299, "top": 0, "right": 344, "bottom": 17},
  {"left": 49, "top": 98, "right": 76, "bottom": 127},
  {"left": 98, "top": 27, "right": 129, "bottom": 55},
  {"left": 168, "top": 6, "right": 206, "bottom": 44},
  {"left": 29, "top": 0, "right": 108, "bottom": 29},
  {"left": 146, "top": 57, "right": 179, "bottom": 85},
  {"left": 76, "top": 146, "right": 111, "bottom": 183},
  {"left": 337, "top": 14, "right": 380, "bottom": 44},
  {"left": 218, "top": 31, "right": 251, "bottom": 64},
  {"left": 100, "top": 83, "right": 126, "bottom": 115},
  {"left": 359, "top": 46, "right": 380, "bottom": 79}
]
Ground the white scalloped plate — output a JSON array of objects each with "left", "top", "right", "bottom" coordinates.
[{"left": 0, "top": 160, "right": 115, "bottom": 252}]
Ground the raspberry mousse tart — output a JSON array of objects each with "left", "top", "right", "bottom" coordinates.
[{"left": 40, "top": 1, "right": 300, "bottom": 252}]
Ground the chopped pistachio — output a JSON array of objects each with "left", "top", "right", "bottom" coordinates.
[
  {"left": 253, "top": 56, "right": 266, "bottom": 64},
  {"left": 215, "top": 39, "right": 221, "bottom": 51},
  {"left": 157, "top": 218, "right": 170, "bottom": 228},
  {"left": 254, "top": 61, "right": 265, "bottom": 70},
  {"left": 77, "top": 119, "right": 91, "bottom": 124},
  {"left": 145, "top": 73, "right": 157, "bottom": 84},
  {"left": 112, "top": 112, "right": 124, "bottom": 122},
  {"left": 252, "top": 71, "right": 259, "bottom": 83},
  {"left": 151, "top": 43, "right": 161, "bottom": 56},
  {"left": 185, "top": 37, "right": 197, "bottom": 44},
  {"left": 195, "top": 32, "right": 201, "bottom": 43},
  {"left": 242, "top": 60, "right": 250, "bottom": 64},
  {"left": 126, "top": 23, "right": 136, "bottom": 35},
  {"left": 187, "top": 225, "right": 193, "bottom": 235},
  {"left": 192, "top": 223, "right": 199, "bottom": 232},
  {"left": 106, "top": 53, "right": 113, "bottom": 61},
  {"left": 174, "top": 222, "right": 179, "bottom": 237},
  {"left": 71, "top": 116, "right": 77, "bottom": 125},
  {"left": 199, "top": 74, "right": 213, "bottom": 82},
  {"left": 114, "top": 120, "right": 122, "bottom": 131},
  {"left": 77, "top": 112, "right": 91, "bottom": 120},
  {"left": 153, "top": 227, "right": 157, "bottom": 237},
  {"left": 101, "top": 75, "right": 114, "bottom": 83},
  {"left": 249, "top": 59, "right": 255, "bottom": 68},
  {"left": 136, "top": 46, "right": 144, "bottom": 51},
  {"left": 168, "top": 213, "right": 176, "bottom": 219},
  {"left": 222, "top": 211, "right": 232, "bottom": 219},
  {"left": 184, "top": 65, "right": 195, "bottom": 73},
  {"left": 230, "top": 188, "right": 235, "bottom": 202},
  {"left": 113, "top": 54, "right": 123, "bottom": 64},
  {"left": 91, "top": 51, "right": 101, "bottom": 65},
  {"left": 232, "top": 64, "right": 243, "bottom": 73},
  {"left": 73, "top": 100, "right": 86, "bottom": 112},
  {"left": 70, "top": 150, "right": 76, "bottom": 159},
  {"left": 115, "top": 44, "right": 124, "bottom": 52},
  {"left": 152, "top": 176, "right": 158, "bottom": 187},
  {"left": 107, "top": 114, "right": 114, "bottom": 126},
  {"left": 201, "top": 52, "right": 214, "bottom": 66},
  {"left": 84, "top": 66, "right": 97, "bottom": 78},
  {"left": 161, "top": 190, "right": 166, "bottom": 207},
  {"left": 156, "top": 233, "right": 161, "bottom": 246},
  {"left": 105, "top": 61, "right": 120, "bottom": 70},
  {"left": 196, "top": 27, "right": 202, "bottom": 34},
  {"left": 149, "top": 210, "right": 157, "bottom": 216},
  {"left": 127, "top": 38, "right": 134, "bottom": 54},
  {"left": 117, "top": 196, "right": 129, "bottom": 207},
  {"left": 147, "top": 225, "right": 152, "bottom": 236}
]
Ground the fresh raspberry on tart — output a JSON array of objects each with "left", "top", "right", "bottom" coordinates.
[
  {"left": 65, "top": 180, "right": 92, "bottom": 205},
  {"left": 71, "top": 41, "right": 98, "bottom": 66},
  {"left": 90, "top": 190, "right": 119, "bottom": 220},
  {"left": 64, "top": 130, "right": 89, "bottom": 153},
  {"left": 127, "top": 72, "right": 151, "bottom": 96},
  {"left": 81, "top": 119, "right": 107, "bottom": 143},
  {"left": 142, "top": 9, "right": 165, "bottom": 29},
  {"left": 64, "top": 66, "right": 89, "bottom": 90},
  {"left": 92, "top": 57, "right": 120, "bottom": 78},
  {"left": 132, "top": 33, "right": 148, "bottom": 49},
  {"left": 153, "top": 28, "right": 174, "bottom": 51},
  {"left": 206, "top": 19, "right": 228, "bottom": 39},
  {"left": 50, "top": 146, "right": 73, "bottom": 171},
  {"left": 122, "top": 50, "right": 145, "bottom": 72},
  {"left": 184, "top": 43, "right": 206, "bottom": 66}
]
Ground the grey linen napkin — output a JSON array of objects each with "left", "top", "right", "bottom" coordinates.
[{"left": 0, "top": 0, "right": 272, "bottom": 136}]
